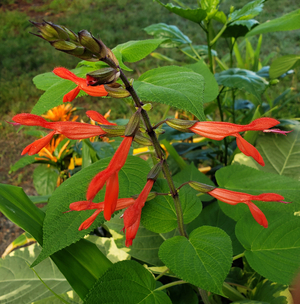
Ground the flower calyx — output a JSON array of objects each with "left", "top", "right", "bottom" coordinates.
[
  {"left": 104, "top": 83, "right": 130, "bottom": 98},
  {"left": 86, "top": 67, "right": 120, "bottom": 86},
  {"left": 78, "top": 30, "right": 107, "bottom": 59},
  {"left": 166, "top": 118, "right": 197, "bottom": 133},
  {"left": 147, "top": 161, "right": 163, "bottom": 181},
  {"left": 99, "top": 125, "right": 126, "bottom": 137},
  {"left": 125, "top": 109, "right": 142, "bottom": 137},
  {"left": 133, "top": 132, "right": 153, "bottom": 146},
  {"left": 188, "top": 181, "right": 216, "bottom": 193}
]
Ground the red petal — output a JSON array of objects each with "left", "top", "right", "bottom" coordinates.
[
  {"left": 125, "top": 213, "right": 141, "bottom": 247},
  {"left": 235, "top": 133, "right": 264, "bottom": 166},
  {"left": 21, "top": 131, "right": 56, "bottom": 155},
  {"left": 247, "top": 118, "right": 279, "bottom": 131},
  {"left": 13, "top": 113, "right": 48, "bottom": 127},
  {"left": 78, "top": 209, "right": 102, "bottom": 230},
  {"left": 69, "top": 201, "right": 104, "bottom": 211},
  {"left": 252, "top": 193, "right": 284, "bottom": 202},
  {"left": 82, "top": 84, "right": 108, "bottom": 97},
  {"left": 246, "top": 201, "right": 268, "bottom": 228},
  {"left": 86, "top": 110, "right": 116, "bottom": 125},
  {"left": 63, "top": 87, "right": 81, "bottom": 102},
  {"left": 53, "top": 67, "right": 82, "bottom": 83},
  {"left": 103, "top": 172, "right": 119, "bottom": 221}
]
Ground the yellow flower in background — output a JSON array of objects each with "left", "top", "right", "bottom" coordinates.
[{"left": 42, "top": 104, "right": 78, "bottom": 122}]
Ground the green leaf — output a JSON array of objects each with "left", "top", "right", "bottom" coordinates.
[
  {"left": 200, "top": 0, "right": 219, "bottom": 20},
  {"left": 31, "top": 66, "right": 96, "bottom": 115},
  {"left": 215, "top": 68, "right": 268, "bottom": 100},
  {"left": 247, "top": 9, "right": 300, "bottom": 37},
  {"left": 185, "top": 60, "right": 219, "bottom": 103},
  {"left": 270, "top": 55, "right": 300, "bottom": 79},
  {"left": 84, "top": 260, "right": 172, "bottom": 303},
  {"left": 141, "top": 179, "right": 202, "bottom": 233},
  {"left": 216, "top": 165, "right": 300, "bottom": 222},
  {"left": 168, "top": 283, "right": 198, "bottom": 304},
  {"left": 155, "top": 0, "right": 207, "bottom": 23},
  {"left": 86, "top": 235, "right": 130, "bottom": 263},
  {"left": 9, "top": 155, "right": 38, "bottom": 173},
  {"left": 235, "top": 127, "right": 300, "bottom": 181},
  {"left": 33, "top": 72, "right": 61, "bottom": 91},
  {"left": 223, "top": 20, "right": 259, "bottom": 38},
  {"left": 106, "top": 213, "right": 179, "bottom": 266},
  {"left": 229, "top": 0, "right": 265, "bottom": 23},
  {"left": 181, "top": 44, "right": 218, "bottom": 57},
  {"left": 33, "top": 164, "right": 59, "bottom": 196},
  {"left": 159, "top": 226, "right": 232, "bottom": 294},
  {"left": 231, "top": 301, "right": 268, "bottom": 304},
  {"left": 134, "top": 66, "right": 205, "bottom": 120},
  {"left": 236, "top": 205, "right": 300, "bottom": 285},
  {"left": 187, "top": 202, "right": 244, "bottom": 256},
  {"left": 33, "top": 156, "right": 150, "bottom": 265},
  {"left": 144, "top": 23, "right": 191, "bottom": 48},
  {"left": 0, "top": 243, "right": 72, "bottom": 304},
  {"left": 32, "top": 291, "right": 82, "bottom": 304}
]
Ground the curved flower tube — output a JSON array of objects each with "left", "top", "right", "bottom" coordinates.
[
  {"left": 189, "top": 118, "right": 288, "bottom": 166},
  {"left": 123, "top": 179, "right": 155, "bottom": 247},
  {"left": 13, "top": 113, "right": 106, "bottom": 155},
  {"left": 86, "top": 136, "right": 133, "bottom": 220},
  {"left": 208, "top": 188, "right": 288, "bottom": 228},
  {"left": 53, "top": 67, "right": 108, "bottom": 102},
  {"left": 68, "top": 198, "right": 135, "bottom": 230}
]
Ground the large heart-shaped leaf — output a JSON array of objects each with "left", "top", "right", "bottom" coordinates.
[
  {"left": 236, "top": 205, "right": 300, "bottom": 285},
  {"left": 159, "top": 226, "right": 232, "bottom": 294},
  {"left": 33, "top": 156, "right": 150, "bottom": 266},
  {"left": 155, "top": 0, "right": 207, "bottom": 23},
  {"left": 0, "top": 243, "right": 72, "bottom": 304},
  {"left": 84, "top": 260, "right": 172, "bottom": 304},
  {"left": 246, "top": 9, "right": 300, "bottom": 36},
  {"left": 215, "top": 68, "right": 268, "bottom": 100},
  {"left": 144, "top": 23, "right": 191, "bottom": 48},
  {"left": 270, "top": 55, "right": 300, "bottom": 79},
  {"left": 134, "top": 65, "right": 205, "bottom": 120}
]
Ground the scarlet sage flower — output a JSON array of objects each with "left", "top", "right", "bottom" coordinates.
[
  {"left": 123, "top": 179, "right": 155, "bottom": 247},
  {"left": 53, "top": 67, "right": 108, "bottom": 102},
  {"left": 189, "top": 118, "right": 285, "bottom": 166},
  {"left": 68, "top": 198, "right": 135, "bottom": 230},
  {"left": 86, "top": 136, "right": 133, "bottom": 221},
  {"left": 86, "top": 110, "right": 116, "bottom": 125},
  {"left": 208, "top": 188, "right": 287, "bottom": 228},
  {"left": 13, "top": 113, "right": 106, "bottom": 155}
]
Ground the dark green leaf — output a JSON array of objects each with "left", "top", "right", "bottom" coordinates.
[
  {"left": 223, "top": 20, "right": 259, "bottom": 38},
  {"left": 84, "top": 260, "right": 172, "bottom": 304},
  {"left": 134, "top": 66, "right": 205, "bottom": 120},
  {"left": 159, "top": 226, "right": 232, "bottom": 294},
  {"left": 247, "top": 9, "right": 300, "bottom": 36},
  {"left": 144, "top": 23, "right": 191, "bottom": 48},
  {"left": 33, "top": 156, "right": 150, "bottom": 265},
  {"left": 141, "top": 179, "right": 202, "bottom": 233},
  {"left": 168, "top": 283, "right": 198, "bottom": 304},
  {"left": 155, "top": 0, "right": 207, "bottom": 23},
  {"left": 33, "top": 165, "right": 59, "bottom": 196},
  {"left": 215, "top": 68, "right": 268, "bottom": 100},
  {"left": 270, "top": 55, "right": 300, "bottom": 79},
  {"left": 229, "top": 0, "right": 265, "bottom": 23}
]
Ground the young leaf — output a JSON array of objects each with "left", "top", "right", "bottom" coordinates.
[
  {"left": 155, "top": 0, "right": 207, "bottom": 23},
  {"left": 159, "top": 226, "right": 233, "bottom": 294},
  {"left": 215, "top": 68, "right": 268, "bottom": 100},
  {"left": 134, "top": 66, "right": 205, "bottom": 120},
  {"left": 33, "top": 156, "right": 150, "bottom": 265},
  {"left": 9, "top": 155, "right": 38, "bottom": 173},
  {"left": 228, "top": 0, "right": 265, "bottom": 23},
  {"left": 246, "top": 9, "right": 300, "bottom": 36},
  {"left": 270, "top": 55, "right": 300, "bottom": 79},
  {"left": 84, "top": 260, "right": 172, "bottom": 303},
  {"left": 144, "top": 23, "right": 192, "bottom": 48}
]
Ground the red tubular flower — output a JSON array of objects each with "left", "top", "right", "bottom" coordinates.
[
  {"left": 208, "top": 188, "right": 288, "bottom": 228},
  {"left": 13, "top": 113, "right": 106, "bottom": 155},
  {"left": 189, "top": 118, "right": 281, "bottom": 166},
  {"left": 86, "top": 136, "right": 133, "bottom": 220},
  {"left": 69, "top": 198, "right": 135, "bottom": 230},
  {"left": 123, "top": 179, "right": 155, "bottom": 247},
  {"left": 53, "top": 67, "right": 108, "bottom": 102},
  {"left": 86, "top": 110, "right": 116, "bottom": 125}
]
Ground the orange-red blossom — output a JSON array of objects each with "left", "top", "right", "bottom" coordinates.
[
  {"left": 208, "top": 188, "right": 288, "bottom": 228},
  {"left": 189, "top": 118, "right": 289, "bottom": 166},
  {"left": 13, "top": 113, "right": 106, "bottom": 155},
  {"left": 53, "top": 67, "right": 108, "bottom": 102}
]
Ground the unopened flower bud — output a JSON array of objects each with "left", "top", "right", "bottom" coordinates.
[
  {"left": 134, "top": 133, "right": 153, "bottom": 146},
  {"left": 166, "top": 118, "right": 196, "bottom": 132},
  {"left": 51, "top": 41, "right": 77, "bottom": 51},
  {"left": 86, "top": 68, "right": 120, "bottom": 86},
  {"left": 142, "top": 103, "right": 153, "bottom": 111},
  {"left": 125, "top": 109, "right": 141, "bottom": 137},
  {"left": 188, "top": 181, "right": 216, "bottom": 193},
  {"left": 99, "top": 125, "right": 125, "bottom": 137},
  {"left": 147, "top": 161, "right": 163, "bottom": 181},
  {"left": 104, "top": 84, "right": 130, "bottom": 98},
  {"left": 106, "top": 48, "right": 119, "bottom": 66},
  {"left": 78, "top": 30, "right": 107, "bottom": 58}
]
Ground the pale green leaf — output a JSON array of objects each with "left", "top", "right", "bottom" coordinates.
[
  {"left": 0, "top": 243, "right": 72, "bottom": 304},
  {"left": 229, "top": 0, "right": 265, "bottom": 23},
  {"left": 84, "top": 260, "right": 172, "bottom": 304},
  {"left": 32, "top": 291, "right": 83, "bottom": 304},
  {"left": 144, "top": 23, "right": 191, "bottom": 48},
  {"left": 247, "top": 9, "right": 300, "bottom": 37},
  {"left": 134, "top": 65, "right": 205, "bottom": 120},
  {"left": 270, "top": 55, "right": 300, "bottom": 79},
  {"left": 215, "top": 68, "right": 268, "bottom": 100},
  {"left": 159, "top": 226, "right": 232, "bottom": 294},
  {"left": 33, "top": 164, "right": 59, "bottom": 196},
  {"left": 9, "top": 155, "right": 38, "bottom": 173}
]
